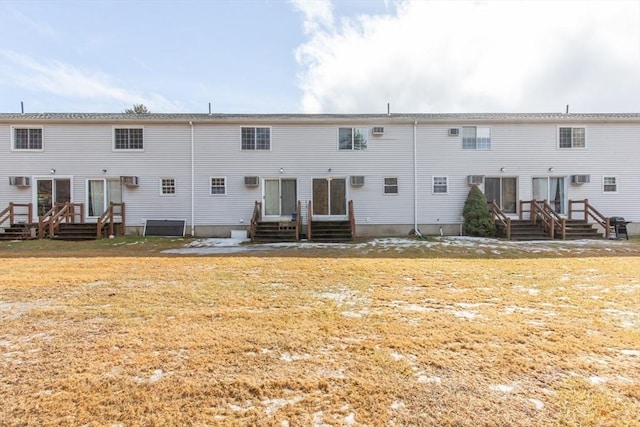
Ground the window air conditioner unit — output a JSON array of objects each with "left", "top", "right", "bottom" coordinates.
[
  {"left": 9, "top": 176, "right": 31, "bottom": 187},
  {"left": 448, "top": 128, "right": 460, "bottom": 136},
  {"left": 372, "top": 126, "right": 384, "bottom": 135},
  {"left": 120, "top": 176, "right": 139, "bottom": 187},
  {"left": 467, "top": 175, "right": 484, "bottom": 185},
  {"left": 350, "top": 176, "right": 365, "bottom": 186},
  {"left": 244, "top": 176, "right": 259, "bottom": 187},
  {"left": 571, "top": 174, "right": 591, "bottom": 185}
]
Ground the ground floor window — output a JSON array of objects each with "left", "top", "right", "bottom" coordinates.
[
  {"left": 161, "top": 178, "right": 176, "bottom": 195},
  {"left": 210, "top": 177, "right": 227, "bottom": 195},
  {"left": 383, "top": 177, "right": 398, "bottom": 195},
  {"left": 36, "top": 178, "right": 71, "bottom": 216},
  {"left": 432, "top": 176, "right": 448, "bottom": 194},
  {"left": 603, "top": 176, "right": 617, "bottom": 193},
  {"left": 312, "top": 178, "right": 347, "bottom": 216},
  {"left": 484, "top": 177, "right": 517, "bottom": 214},
  {"left": 88, "top": 179, "right": 122, "bottom": 216}
]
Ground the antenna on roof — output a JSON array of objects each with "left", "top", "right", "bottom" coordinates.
[
  {"left": 566, "top": 104, "right": 569, "bottom": 114},
  {"left": 209, "top": 102, "right": 212, "bottom": 115},
  {"left": 387, "top": 102, "right": 390, "bottom": 116},
  {"left": 21, "top": 101, "right": 24, "bottom": 114}
]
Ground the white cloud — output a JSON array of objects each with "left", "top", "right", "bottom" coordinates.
[
  {"left": 0, "top": 50, "right": 182, "bottom": 112},
  {"left": 294, "top": 0, "right": 640, "bottom": 113}
]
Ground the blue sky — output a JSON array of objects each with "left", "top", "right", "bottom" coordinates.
[{"left": 1, "top": 0, "right": 639, "bottom": 114}]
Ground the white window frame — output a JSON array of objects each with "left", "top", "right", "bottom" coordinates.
[
  {"left": 210, "top": 176, "right": 227, "bottom": 195},
  {"left": 557, "top": 126, "right": 586, "bottom": 149},
  {"left": 338, "top": 127, "right": 368, "bottom": 151},
  {"left": 461, "top": 126, "right": 491, "bottom": 150},
  {"left": 241, "top": 126, "right": 271, "bottom": 151},
  {"left": 11, "top": 126, "right": 44, "bottom": 151},
  {"left": 383, "top": 177, "right": 398, "bottom": 195},
  {"left": 432, "top": 176, "right": 448, "bottom": 194},
  {"left": 160, "top": 178, "right": 176, "bottom": 196},
  {"left": 113, "top": 126, "right": 144, "bottom": 151},
  {"left": 603, "top": 176, "right": 617, "bottom": 193}
]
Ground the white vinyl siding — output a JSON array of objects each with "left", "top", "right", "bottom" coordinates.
[{"left": 12, "top": 126, "right": 43, "bottom": 150}]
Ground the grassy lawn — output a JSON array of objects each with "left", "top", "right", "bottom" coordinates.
[{"left": 0, "top": 239, "right": 639, "bottom": 425}]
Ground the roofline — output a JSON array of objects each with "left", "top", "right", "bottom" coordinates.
[{"left": 1, "top": 112, "right": 640, "bottom": 125}]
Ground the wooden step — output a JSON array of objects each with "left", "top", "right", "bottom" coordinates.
[
  {"left": 310, "top": 220, "right": 353, "bottom": 242},
  {"left": 0, "top": 224, "right": 37, "bottom": 240},
  {"left": 53, "top": 223, "right": 99, "bottom": 241}
]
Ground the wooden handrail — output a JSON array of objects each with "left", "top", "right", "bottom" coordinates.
[
  {"left": 249, "top": 201, "right": 261, "bottom": 241},
  {"left": 307, "top": 200, "right": 313, "bottom": 241},
  {"left": 0, "top": 203, "right": 33, "bottom": 227},
  {"left": 96, "top": 202, "right": 126, "bottom": 239},
  {"left": 569, "top": 199, "right": 610, "bottom": 238},
  {"left": 38, "top": 203, "right": 63, "bottom": 238},
  {"left": 295, "top": 200, "right": 302, "bottom": 240},
  {"left": 489, "top": 200, "right": 511, "bottom": 240},
  {"left": 348, "top": 200, "right": 356, "bottom": 239}
]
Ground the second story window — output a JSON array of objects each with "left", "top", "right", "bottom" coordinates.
[
  {"left": 338, "top": 127, "right": 368, "bottom": 150},
  {"left": 384, "top": 177, "right": 398, "bottom": 194},
  {"left": 558, "top": 127, "right": 586, "bottom": 148},
  {"left": 114, "top": 127, "right": 144, "bottom": 150},
  {"left": 462, "top": 126, "right": 491, "bottom": 150},
  {"left": 12, "top": 127, "right": 43, "bottom": 150},
  {"left": 241, "top": 127, "right": 271, "bottom": 150}
]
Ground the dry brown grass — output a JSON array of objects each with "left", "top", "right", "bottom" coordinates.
[{"left": 1, "top": 255, "right": 638, "bottom": 426}]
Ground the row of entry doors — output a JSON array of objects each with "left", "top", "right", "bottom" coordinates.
[{"left": 34, "top": 178, "right": 122, "bottom": 218}]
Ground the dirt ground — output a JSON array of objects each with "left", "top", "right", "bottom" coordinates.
[{"left": 0, "top": 237, "right": 638, "bottom": 426}]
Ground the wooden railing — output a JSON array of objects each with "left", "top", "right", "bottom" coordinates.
[
  {"left": 569, "top": 199, "right": 610, "bottom": 239},
  {"left": 39, "top": 202, "right": 85, "bottom": 238},
  {"left": 96, "top": 202, "right": 126, "bottom": 239},
  {"left": 535, "top": 200, "right": 567, "bottom": 240},
  {"left": 307, "top": 201, "right": 313, "bottom": 242},
  {"left": 295, "top": 200, "right": 302, "bottom": 240},
  {"left": 0, "top": 203, "right": 33, "bottom": 227},
  {"left": 348, "top": 200, "right": 356, "bottom": 239},
  {"left": 249, "top": 201, "right": 262, "bottom": 241},
  {"left": 489, "top": 200, "right": 511, "bottom": 240}
]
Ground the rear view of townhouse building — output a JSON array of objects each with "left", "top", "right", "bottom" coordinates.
[{"left": 0, "top": 112, "right": 638, "bottom": 241}]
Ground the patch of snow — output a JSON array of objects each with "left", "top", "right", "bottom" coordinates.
[
  {"left": 589, "top": 376, "right": 607, "bottom": 385},
  {"left": 390, "top": 352, "right": 404, "bottom": 361},
  {"left": 344, "top": 413, "right": 356, "bottom": 426},
  {"left": 280, "top": 352, "right": 311, "bottom": 362},
  {"left": 528, "top": 398, "right": 545, "bottom": 410},
  {"left": 135, "top": 369, "right": 164, "bottom": 384},
  {"left": 417, "top": 375, "right": 442, "bottom": 384},
  {"left": 263, "top": 396, "right": 302, "bottom": 415},
  {"left": 620, "top": 349, "right": 640, "bottom": 357},
  {"left": 313, "top": 411, "right": 332, "bottom": 427},
  {"left": 452, "top": 310, "right": 477, "bottom": 320},
  {"left": 341, "top": 311, "right": 363, "bottom": 318},
  {"left": 391, "top": 401, "right": 406, "bottom": 410},
  {"left": 490, "top": 384, "right": 515, "bottom": 393}
]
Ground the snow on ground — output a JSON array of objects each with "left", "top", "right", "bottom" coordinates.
[{"left": 163, "top": 236, "right": 633, "bottom": 255}]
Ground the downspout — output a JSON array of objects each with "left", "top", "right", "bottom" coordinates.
[
  {"left": 413, "top": 120, "right": 422, "bottom": 238},
  {"left": 189, "top": 121, "right": 195, "bottom": 236}
]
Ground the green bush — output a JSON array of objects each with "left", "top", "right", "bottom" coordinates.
[{"left": 463, "top": 185, "right": 496, "bottom": 237}]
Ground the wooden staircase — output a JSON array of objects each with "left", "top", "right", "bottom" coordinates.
[
  {"left": 0, "top": 223, "right": 37, "bottom": 240},
  {"left": 309, "top": 220, "right": 353, "bottom": 242},
  {"left": 53, "top": 223, "right": 101, "bottom": 241},
  {"left": 496, "top": 220, "right": 550, "bottom": 241},
  {"left": 563, "top": 219, "right": 604, "bottom": 239},
  {"left": 252, "top": 221, "right": 298, "bottom": 243}
]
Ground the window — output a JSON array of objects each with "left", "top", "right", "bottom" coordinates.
[
  {"left": 384, "top": 177, "right": 398, "bottom": 195},
  {"left": 161, "top": 178, "right": 176, "bottom": 195},
  {"left": 12, "top": 127, "right": 43, "bottom": 150},
  {"left": 210, "top": 177, "right": 227, "bottom": 195},
  {"left": 484, "top": 177, "right": 517, "bottom": 213},
  {"left": 433, "top": 176, "right": 448, "bottom": 194},
  {"left": 338, "top": 127, "right": 368, "bottom": 150},
  {"left": 603, "top": 176, "right": 617, "bottom": 193},
  {"left": 462, "top": 126, "right": 491, "bottom": 150},
  {"left": 558, "top": 127, "right": 585, "bottom": 148},
  {"left": 241, "top": 127, "right": 271, "bottom": 150},
  {"left": 114, "top": 127, "right": 144, "bottom": 150}
]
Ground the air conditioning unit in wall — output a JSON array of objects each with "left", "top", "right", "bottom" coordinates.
[
  {"left": 350, "top": 176, "right": 365, "bottom": 186},
  {"left": 467, "top": 175, "right": 484, "bottom": 185},
  {"left": 120, "top": 176, "right": 139, "bottom": 187},
  {"left": 448, "top": 128, "right": 460, "bottom": 136},
  {"left": 9, "top": 176, "right": 31, "bottom": 187},
  {"left": 244, "top": 176, "right": 259, "bottom": 187},
  {"left": 571, "top": 174, "right": 591, "bottom": 185},
  {"left": 372, "top": 126, "right": 384, "bottom": 135}
]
